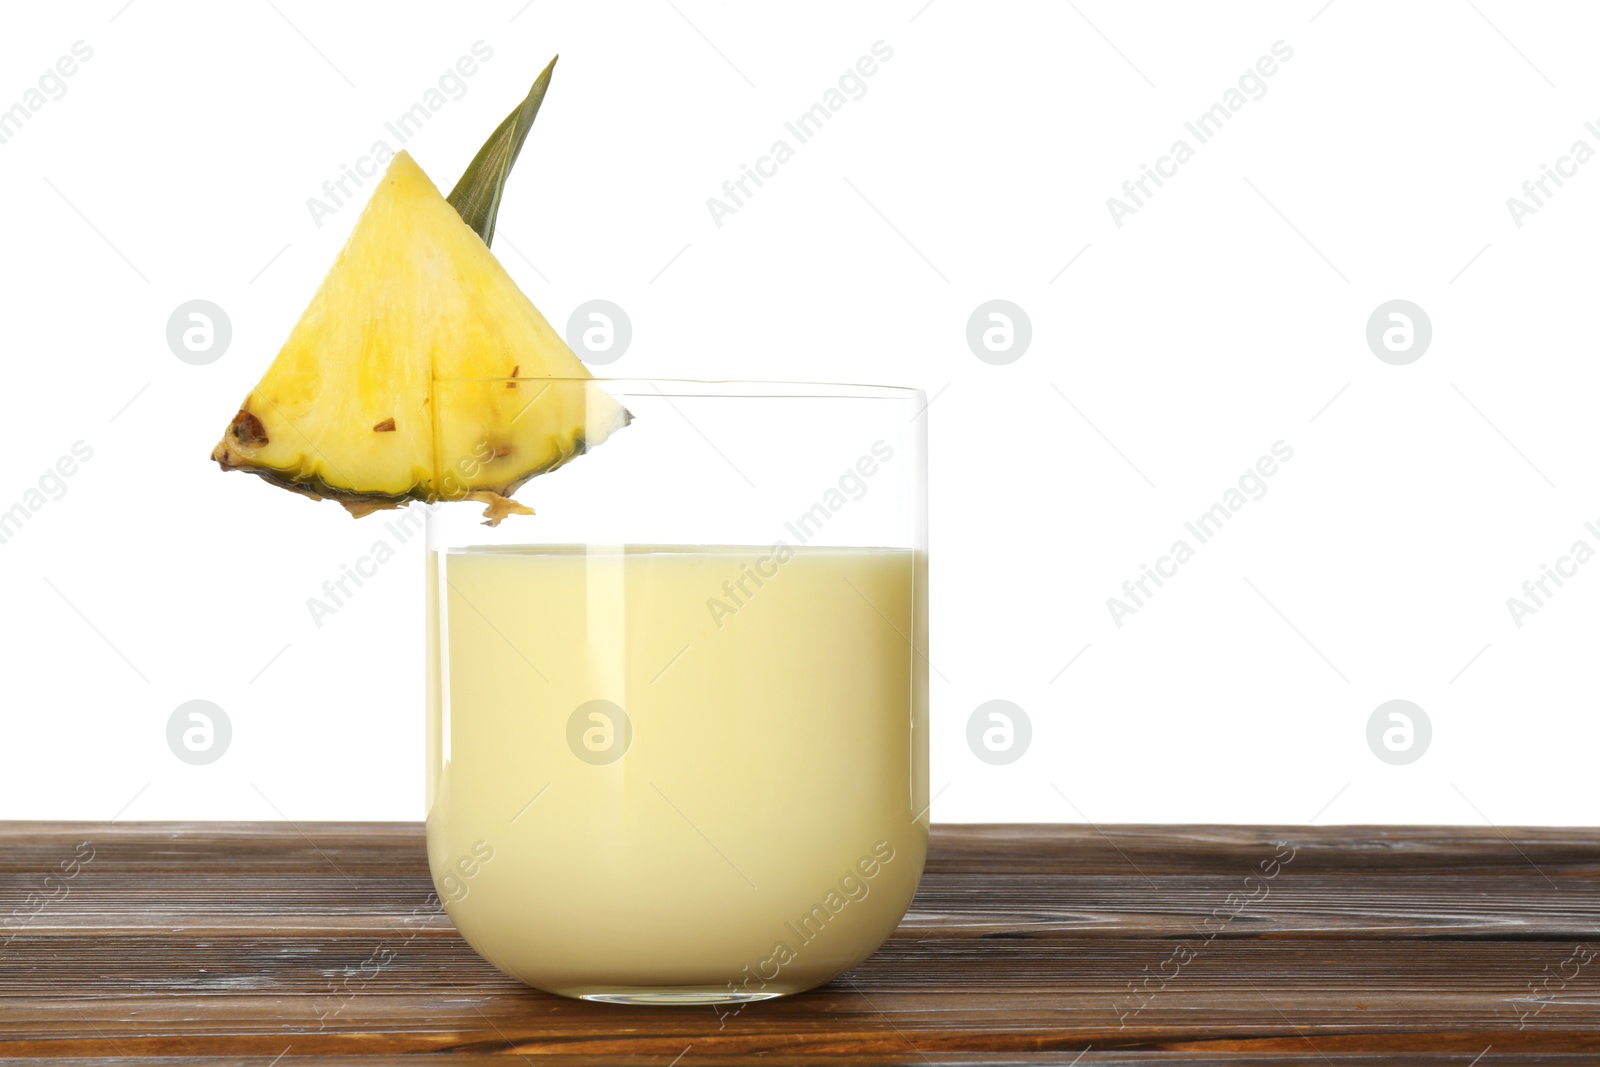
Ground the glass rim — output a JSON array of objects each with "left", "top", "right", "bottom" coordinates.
[{"left": 431, "top": 377, "right": 925, "bottom": 400}]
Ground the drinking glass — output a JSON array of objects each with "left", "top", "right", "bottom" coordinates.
[{"left": 425, "top": 379, "right": 928, "bottom": 1004}]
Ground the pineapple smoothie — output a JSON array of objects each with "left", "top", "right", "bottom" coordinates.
[
  {"left": 207, "top": 59, "right": 930, "bottom": 1004},
  {"left": 426, "top": 544, "right": 929, "bottom": 1001}
]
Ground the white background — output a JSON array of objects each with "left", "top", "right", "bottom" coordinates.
[{"left": 2, "top": 0, "right": 1596, "bottom": 826}]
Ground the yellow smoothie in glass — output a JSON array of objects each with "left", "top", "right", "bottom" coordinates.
[{"left": 425, "top": 544, "right": 928, "bottom": 1002}]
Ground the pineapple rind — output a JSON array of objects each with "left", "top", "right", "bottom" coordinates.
[{"left": 213, "top": 420, "right": 618, "bottom": 519}]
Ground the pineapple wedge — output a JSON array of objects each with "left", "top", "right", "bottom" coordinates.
[{"left": 212, "top": 150, "right": 627, "bottom": 519}]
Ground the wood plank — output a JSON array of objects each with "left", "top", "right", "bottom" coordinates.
[{"left": 0, "top": 822, "right": 1596, "bottom": 1061}]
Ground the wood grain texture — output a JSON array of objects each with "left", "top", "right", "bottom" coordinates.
[{"left": 0, "top": 822, "right": 1597, "bottom": 1063}]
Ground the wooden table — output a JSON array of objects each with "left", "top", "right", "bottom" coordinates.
[{"left": 1, "top": 822, "right": 1597, "bottom": 1063}]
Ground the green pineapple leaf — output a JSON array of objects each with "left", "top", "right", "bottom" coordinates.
[{"left": 447, "top": 54, "right": 557, "bottom": 247}]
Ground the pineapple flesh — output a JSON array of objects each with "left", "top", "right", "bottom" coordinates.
[{"left": 212, "top": 150, "right": 627, "bottom": 519}]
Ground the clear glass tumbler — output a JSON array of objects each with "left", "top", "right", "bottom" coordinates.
[{"left": 424, "top": 379, "right": 928, "bottom": 1005}]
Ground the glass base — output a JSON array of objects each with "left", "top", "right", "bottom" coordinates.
[{"left": 577, "top": 989, "right": 786, "bottom": 1006}]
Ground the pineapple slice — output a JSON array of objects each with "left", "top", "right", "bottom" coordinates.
[{"left": 212, "top": 150, "right": 626, "bottom": 519}]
